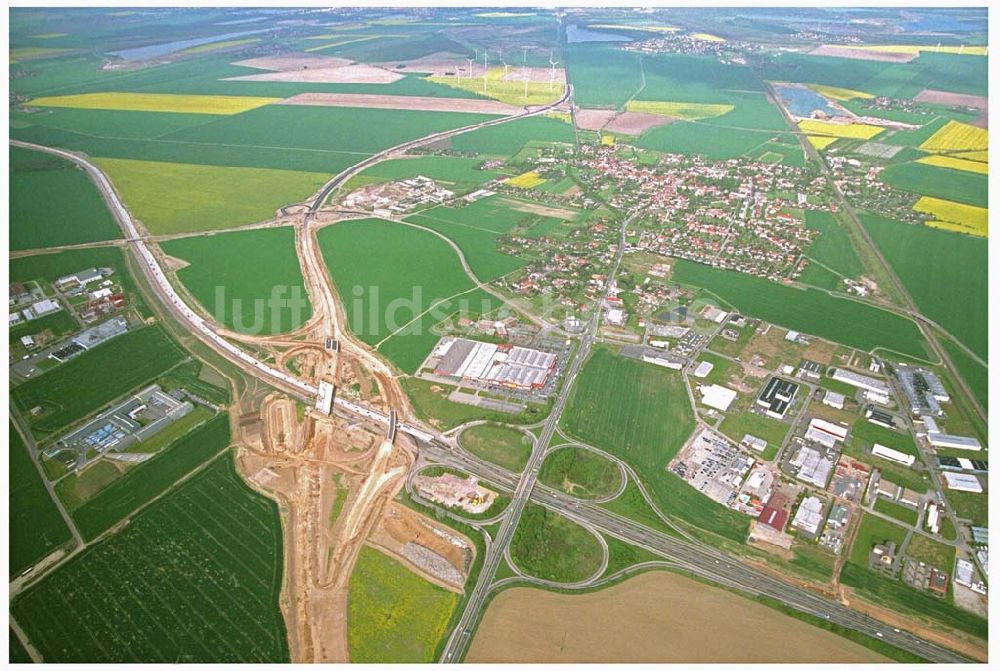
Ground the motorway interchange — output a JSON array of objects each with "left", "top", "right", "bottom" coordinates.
[{"left": 12, "top": 86, "right": 975, "bottom": 664}]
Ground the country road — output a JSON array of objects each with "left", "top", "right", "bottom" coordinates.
[{"left": 9, "top": 77, "right": 979, "bottom": 665}]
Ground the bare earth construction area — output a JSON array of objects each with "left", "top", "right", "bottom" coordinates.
[{"left": 467, "top": 571, "right": 891, "bottom": 663}]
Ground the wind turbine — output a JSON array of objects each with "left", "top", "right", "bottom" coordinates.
[
  {"left": 522, "top": 46, "right": 528, "bottom": 63},
  {"left": 483, "top": 49, "right": 489, "bottom": 95},
  {"left": 467, "top": 57, "right": 474, "bottom": 79},
  {"left": 548, "top": 51, "right": 559, "bottom": 91},
  {"left": 501, "top": 52, "right": 509, "bottom": 80}
]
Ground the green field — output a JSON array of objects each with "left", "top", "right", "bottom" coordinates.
[
  {"left": 10, "top": 146, "right": 120, "bottom": 251},
  {"left": 10, "top": 629, "right": 32, "bottom": 663},
  {"left": 946, "top": 490, "right": 988, "bottom": 527},
  {"left": 718, "top": 412, "right": 789, "bottom": 457},
  {"left": 672, "top": 260, "right": 928, "bottom": 359},
  {"left": 880, "top": 162, "right": 987, "bottom": 207},
  {"left": 161, "top": 227, "right": 313, "bottom": 335},
  {"left": 840, "top": 563, "right": 987, "bottom": 642},
  {"left": 804, "top": 210, "right": 864, "bottom": 279},
  {"left": 402, "top": 378, "right": 551, "bottom": 431},
  {"left": 96, "top": 157, "right": 329, "bottom": 234},
  {"left": 459, "top": 423, "right": 532, "bottom": 472},
  {"left": 849, "top": 513, "right": 909, "bottom": 566},
  {"left": 861, "top": 213, "right": 986, "bottom": 361},
  {"left": 873, "top": 498, "right": 919, "bottom": 527},
  {"left": 71, "top": 414, "right": 230, "bottom": 540},
  {"left": 798, "top": 262, "right": 844, "bottom": 290},
  {"left": 449, "top": 116, "right": 575, "bottom": 156},
  {"left": 405, "top": 195, "right": 536, "bottom": 281},
  {"left": 905, "top": 534, "right": 955, "bottom": 570},
  {"left": 509, "top": 504, "right": 604, "bottom": 582},
  {"left": 758, "top": 51, "right": 986, "bottom": 100},
  {"left": 318, "top": 218, "right": 501, "bottom": 372},
  {"left": 538, "top": 447, "right": 623, "bottom": 499},
  {"left": 637, "top": 123, "right": 774, "bottom": 160},
  {"left": 347, "top": 546, "right": 459, "bottom": 663},
  {"left": 12, "top": 326, "right": 186, "bottom": 435},
  {"left": 12, "top": 455, "right": 288, "bottom": 662},
  {"left": 163, "top": 104, "right": 496, "bottom": 155},
  {"left": 563, "top": 347, "right": 749, "bottom": 542},
  {"left": 564, "top": 46, "right": 644, "bottom": 108},
  {"left": 9, "top": 422, "right": 73, "bottom": 577},
  {"left": 940, "top": 338, "right": 987, "bottom": 410},
  {"left": 851, "top": 418, "right": 920, "bottom": 457}
]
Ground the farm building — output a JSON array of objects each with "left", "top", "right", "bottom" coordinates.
[
  {"left": 433, "top": 337, "right": 557, "bottom": 390},
  {"left": 758, "top": 493, "right": 789, "bottom": 532},
  {"left": 872, "top": 443, "right": 915, "bottom": 467},
  {"left": 831, "top": 368, "right": 890, "bottom": 395},
  {"left": 805, "top": 417, "right": 848, "bottom": 448},
  {"left": 698, "top": 384, "right": 737, "bottom": 412},
  {"left": 791, "top": 496, "right": 825, "bottom": 536},
  {"left": 942, "top": 472, "right": 983, "bottom": 493},
  {"left": 823, "top": 390, "right": 845, "bottom": 410},
  {"left": 741, "top": 434, "right": 767, "bottom": 453},
  {"left": 790, "top": 445, "right": 835, "bottom": 488},
  {"left": 55, "top": 267, "right": 111, "bottom": 290},
  {"left": 897, "top": 365, "right": 951, "bottom": 416},
  {"left": 693, "top": 360, "right": 714, "bottom": 378},
  {"left": 756, "top": 376, "right": 798, "bottom": 419},
  {"left": 928, "top": 433, "right": 982, "bottom": 451},
  {"left": 865, "top": 407, "right": 897, "bottom": 429}
]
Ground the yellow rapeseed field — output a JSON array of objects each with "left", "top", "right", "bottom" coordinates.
[
  {"left": 601, "top": 133, "right": 617, "bottom": 147},
  {"left": 429, "top": 68, "right": 565, "bottom": 107},
  {"left": 919, "top": 120, "right": 988, "bottom": 153},
  {"left": 691, "top": 33, "right": 726, "bottom": 42},
  {"left": 806, "top": 135, "right": 839, "bottom": 150},
  {"left": 626, "top": 100, "right": 734, "bottom": 121},
  {"left": 913, "top": 196, "right": 987, "bottom": 237},
  {"left": 916, "top": 154, "right": 989, "bottom": 175},
  {"left": 507, "top": 171, "right": 547, "bottom": 188},
  {"left": 807, "top": 84, "right": 873, "bottom": 101},
  {"left": 953, "top": 150, "right": 989, "bottom": 162},
  {"left": 28, "top": 92, "right": 280, "bottom": 115},
  {"left": 798, "top": 119, "right": 884, "bottom": 140}
]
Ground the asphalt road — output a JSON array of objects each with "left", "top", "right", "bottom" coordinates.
[
  {"left": 417, "top": 438, "right": 971, "bottom": 664},
  {"left": 9, "top": 87, "right": 975, "bottom": 664},
  {"left": 438, "top": 213, "right": 637, "bottom": 663}
]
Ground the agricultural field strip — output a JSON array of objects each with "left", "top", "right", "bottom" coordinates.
[
  {"left": 373, "top": 285, "right": 485, "bottom": 348},
  {"left": 14, "top": 460, "right": 285, "bottom": 662}
]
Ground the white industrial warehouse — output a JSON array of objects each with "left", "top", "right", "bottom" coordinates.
[{"left": 432, "top": 337, "right": 557, "bottom": 390}]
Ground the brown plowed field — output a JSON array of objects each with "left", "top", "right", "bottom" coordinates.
[
  {"left": 280, "top": 92, "right": 519, "bottom": 115},
  {"left": 604, "top": 111, "right": 676, "bottom": 135},
  {"left": 809, "top": 45, "right": 916, "bottom": 62},
  {"left": 467, "top": 571, "right": 891, "bottom": 663},
  {"left": 575, "top": 108, "right": 617, "bottom": 131}
]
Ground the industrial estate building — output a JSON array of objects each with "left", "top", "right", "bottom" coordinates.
[
  {"left": 830, "top": 368, "right": 891, "bottom": 395},
  {"left": 756, "top": 376, "right": 798, "bottom": 419},
  {"left": 432, "top": 337, "right": 558, "bottom": 390},
  {"left": 49, "top": 385, "right": 194, "bottom": 469},
  {"left": 804, "top": 418, "right": 848, "bottom": 449},
  {"left": 896, "top": 365, "right": 951, "bottom": 416}
]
